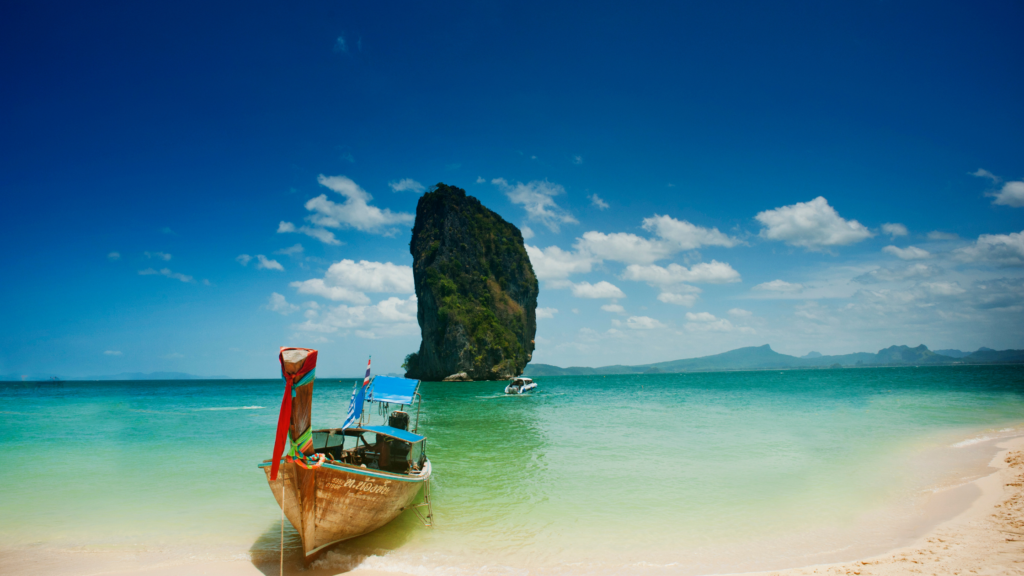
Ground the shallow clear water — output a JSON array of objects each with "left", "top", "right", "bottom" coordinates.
[{"left": 2, "top": 365, "right": 1023, "bottom": 574}]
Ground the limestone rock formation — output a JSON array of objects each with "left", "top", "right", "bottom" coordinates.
[{"left": 403, "top": 183, "right": 538, "bottom": 381}]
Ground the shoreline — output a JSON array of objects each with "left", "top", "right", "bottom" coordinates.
[
  {"left": 328, "top": 434, "right": 1024, "bottom": 576},
  {"left": 731, "top": 435, "right": 1024, "bottom": 576},
  {"left": 3, "top": 436, "right": 1023, "bottom": 575}
]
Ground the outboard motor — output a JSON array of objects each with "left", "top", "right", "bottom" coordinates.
[{"left": 389, "top": 410, "right": 410, "bottom": 430}]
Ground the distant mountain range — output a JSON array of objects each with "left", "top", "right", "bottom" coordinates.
[
  {"left": 0, "top": 371, "right": 230, "bottom": 382},
  {"left": 523, "top": 345, "right": 1024, "bottom": 376}
]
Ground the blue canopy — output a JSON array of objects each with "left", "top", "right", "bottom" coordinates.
[
  {"left": 369, "top": 375, "right": 420, "bottom": 405},
  {"left": 358, "top": 425, "right": 425, "bottom": 443}
]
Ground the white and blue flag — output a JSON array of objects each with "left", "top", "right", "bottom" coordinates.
[{"left": 342, "top": 357, "right": 371, "bottom": 429}]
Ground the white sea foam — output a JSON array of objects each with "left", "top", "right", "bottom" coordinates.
[
  {"left": 315, "top": 551, "right": 527, "bottom": 576},
  {"left": 951, "top": 436, "right": 992, "bottom": 447}
]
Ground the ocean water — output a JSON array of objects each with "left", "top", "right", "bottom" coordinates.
[{"left": 1, "top": 365, "right": 1024, "bottom": 575}]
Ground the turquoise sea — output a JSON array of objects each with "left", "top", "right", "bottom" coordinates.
[{"left": 2, "top": 365, "right": 1024, "bottom": 575}]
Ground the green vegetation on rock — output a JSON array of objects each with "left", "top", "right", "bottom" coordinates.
[{"left": 404, "top": 183, "right": 538, "bottom": 381}]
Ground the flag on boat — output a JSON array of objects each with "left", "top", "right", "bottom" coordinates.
[{"left": 342, "top": 357, "right": 371, "bottom": 430}]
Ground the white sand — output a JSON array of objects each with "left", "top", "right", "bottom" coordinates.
[
  {"left": 4, "top": 437, "right": 1024, "bottom": 576},
  {"left": 739, "top": 436, "right": 1024, "bottom": 576}
]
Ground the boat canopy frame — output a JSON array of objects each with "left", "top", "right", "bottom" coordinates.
[
  {"left": 315, "top": 425, "right": 425, "bottom": 445},
  {"left": 359, "top": 375, "right": 424, "bottom": 433}
]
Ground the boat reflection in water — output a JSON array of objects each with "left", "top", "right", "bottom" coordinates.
[{"left": 258, "top": 348, "right": 433, "bottom": 562}]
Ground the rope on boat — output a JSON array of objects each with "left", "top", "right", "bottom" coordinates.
[
  {"left": 412, "top": 477, "right": 434, "bottom": 528},
  {"left": 280, "top": 481, "right": 285, "bottom": 576},
  {"left": 288, "top": 453, "right": 325, "bottom": 470}
]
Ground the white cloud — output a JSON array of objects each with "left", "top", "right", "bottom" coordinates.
[
  {"left": 755, "top": 197, "right": 873, "bottom": 249},
  {"left": 882, "top": 245, "right": 931, "bottom": 260},
  {"left": 927, "top": 231, "right": 959, "bottom": 241},
  {"left": 493, "top": 178, "right": 578, "bottom": 232},
  {"left": 574, "top": 231, "right": 672, "bottom": 265},
  {"left": 642, "top": 214, "right": 740, "bottom": 251},
  {"left": 572, "top": 155, "right": 584, "bottom": 165},
  {"left": 972, "top": 278, "right": 1024, "bottom": 310},
  {"left": 954, "top": 231, "right": 1024, "bottom": 267},
  {"left": 626, "top": 315, "right": 664, "bottom": 329},
  {"left": 104, "top": 350, "right": 122, "bottom": 356},
  {"left": 291, "top": 295, "right": 419, "bottom": 338},
  {"left": 274, "top": 244, "right": 304, "bottom": 256},
  {"left": 525, "top": 244, "right": 596, "bottom": 280},
  {"left": 589, "top": 194, "right": 609, "bottom": 210},
  {"left": 971, "top": 168, "right": 1000, "bottom": 183},
  {"left": 267, "top": 292, "right": 299, "bottom": 315},
  {"left": 144, "top": 251, "right": 172, "bottom": 261},
  {"left": 240, "top": 253, "right": 284, "bottom": 270},
  {"left": 139, "top": 268, "right": 194, "bottom": 283},
  {"left": 684, "top": 314, "right": 736, "bottom": 332},
  {"left": 657, "top": 292, "right": 697, "bottom": 307},
  {"left": 571, "top": 215, "right": 740, "bottom": 266},
  {"left": 521, "top": 226, "right": 535, "bottom": 240},
  {"left": 290, "top": 259, "right": 414, "bottom": 305},
  {"left": 570, "top": 281, "right": 626, "bottom": 299},
  {"left": 291, "top": 280, "right": 371, "bottom": 304},
  {"left": 536, "top": 307, "right": 558, "bottom": 319},
  {"left": 325, "top": 260, "right": 414, "bottom": 293},
  {"left": 853, "top": 263, "right": 941, "bottom": 284},
  {"left": 921, "top": 281, "right": 966, "bottom": 296},
  {"left": 992, "top": 181, "right": 1024, "bottom": 208},
  {"left": 256, "top": 255, "right": 284, "bottom": 271},
  {"left": 278, "top": 221, "right": 342, "bottom": 245},
  {"left": 107, "top": 252, "right": 120, "bottom": 261},
  {"left": 728, "top": 308, "right": 753, "bottom": 317},
  {"left": 622, "top": 261, "right": 741, "bottom": 285},
  {"left": 374, "top": 295, "right": 419, "bottom": 322},
  {"left": 389, "top": 178, "right": 426, "bottom": 193},
  {"left": 881, "top": 223, "right": 908, "bottom": 238},
  {"left": 303, "top": 175, "right": 415, "bottom": 236},
  {"left": 601, "top": 304, "right": 625, "bottom": 313},
  {"left": 753, "top": 279, "right": 803, "bottom": 292},
  {"left": 476, "top": 176, "right": 485, "bottom": 184}
]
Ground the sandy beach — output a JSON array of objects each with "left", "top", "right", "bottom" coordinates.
[
  {"left": 740, "top": 436, "right": 1024, "bottom": 576},
  {"left": 2, "top": 436, "right": 1022, "bottom": 576}
]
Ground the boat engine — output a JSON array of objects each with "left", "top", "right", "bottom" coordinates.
[{"left": 389, "top": 410, "right": 410, "bottom": 430}]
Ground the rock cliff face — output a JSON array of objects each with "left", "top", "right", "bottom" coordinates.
[{"left": 403, "top": 183, "right": 538, "bottom": 382}]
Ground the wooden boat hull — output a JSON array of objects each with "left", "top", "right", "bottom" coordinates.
[{"left": 259, "top": 458, "right": 430, "bottom": 558}]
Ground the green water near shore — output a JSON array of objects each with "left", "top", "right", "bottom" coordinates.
[{"left": 2, "top": 365, "right": 1023, "bottom": 574}]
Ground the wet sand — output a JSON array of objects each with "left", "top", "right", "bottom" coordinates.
[
  {"left": 739, "top": 436, "right": 1024, "bottom": 576},
  {"left": 4, "top": 437, "right": 1024, "bottom": 576}
]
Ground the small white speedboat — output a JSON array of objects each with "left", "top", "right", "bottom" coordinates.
[{"left": 504, "top": 377, "right": 537, "bottom": 394}]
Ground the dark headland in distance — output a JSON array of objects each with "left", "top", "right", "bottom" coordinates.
[
  {"left": 522, "top": 344, "right": 1024, "bottom": 376},
  {"left": 0, "top": 371, "right": 233, "bottom": 382},
  {"left": 6, "top": 346, "right": 1023, "bottom": 382}
]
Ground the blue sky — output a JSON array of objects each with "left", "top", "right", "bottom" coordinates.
[{"left": 2, "top": 1, "right": 1022, "bottom": 378}]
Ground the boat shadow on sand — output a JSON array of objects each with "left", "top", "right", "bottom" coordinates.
[{"left": 249, "top": 509, "right": 424, "bottom": 575}]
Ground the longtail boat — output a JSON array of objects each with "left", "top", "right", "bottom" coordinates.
[{"left": 258, "top": 348, "right": 433, "bottom": 561}]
